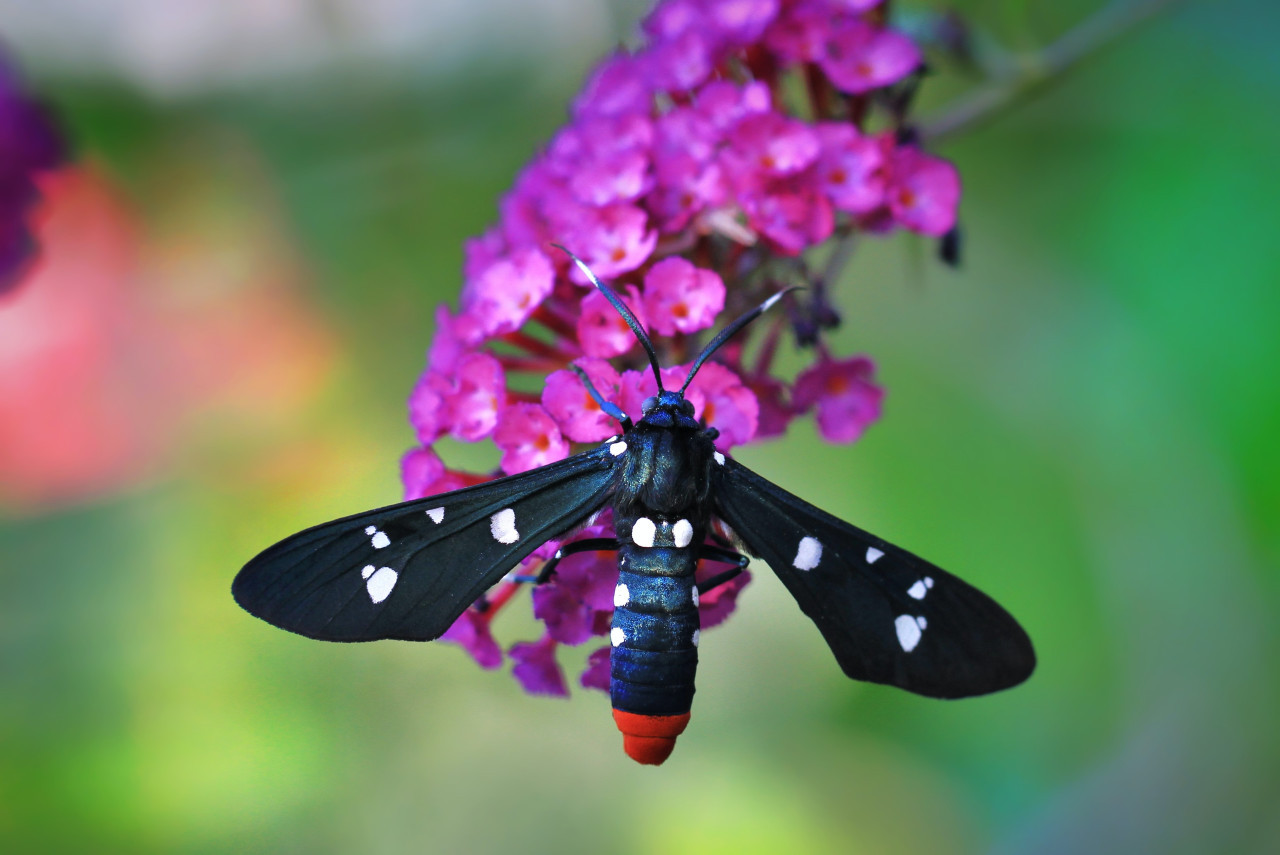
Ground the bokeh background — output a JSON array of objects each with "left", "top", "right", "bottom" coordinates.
[{"left": 2, "top": 1, "right": 1277, "bottom": 852}]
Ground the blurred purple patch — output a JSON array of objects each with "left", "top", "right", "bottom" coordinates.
[{"left": 0, "top": 52, "right": 64, "bottom": 295}]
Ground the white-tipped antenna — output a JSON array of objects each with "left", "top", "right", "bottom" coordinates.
[
  {"left": 679, "top": 288, "right": 800, "bottom": 394},
  {"left": 553, "top": 244, "right": 665, "bottom": 393}
]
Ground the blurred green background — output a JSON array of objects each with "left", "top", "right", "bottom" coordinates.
[{"left": 1, "top": 1, "right": 1277, "bottom": 852}]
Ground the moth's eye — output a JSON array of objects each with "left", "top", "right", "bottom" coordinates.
[
  {"left": 680, "top": 399, "right": 695, "bottom": 416},
  {"left": 641, "top": 396, "right": 659, "bottom": 414}
]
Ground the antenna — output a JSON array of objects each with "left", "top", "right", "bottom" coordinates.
[
  {"left": 679, "top": 288, "right": 798, "bottom": 394},
  {"left": 552, "top": 244, "right": 664, "bottom": 393}
]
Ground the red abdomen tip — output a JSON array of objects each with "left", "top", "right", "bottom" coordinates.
[{"left": 612, "top": 709, "right": 691, "bottom": 766}]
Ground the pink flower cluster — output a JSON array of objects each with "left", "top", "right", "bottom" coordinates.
[{"left": 403, "top": 0, "right": 956, "bottom": 696}]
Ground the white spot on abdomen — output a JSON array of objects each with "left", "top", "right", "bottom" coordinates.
[
  {"left": 793, "top": 536, "right": 823, "bottom": 570},
  {"left": 364, "top": 566, "right": 398, "bottom": 603},
  {"left": 691, "top": 629, "right": 700, "bottom": 647},
  {"left": 614, "top": 584, "right": 630, "bottom": 608},
  {"left": 490, "top": 508, "right": 519, "bottom": 544},
  {"left": 895, "top": 614, "right": 923, "bottom": 652},
  {"left": 610, "top": 627, "right": 626, "bottom": 647},
  {"left": 609, "top": 441, "right": 627, "bottom": 456},
  {"left": 426, "top": 507, "right": 444, "bottom": 524},
  {"left": 691, "top": 587, "right": 700, "bottom": 607},
  {"left": 631, "top": 517, "right": 656, "bottom": 548},
  {"left": 866, "top": 547, "right": 884, "bottom": 564},
  {"left": 672, "top": 519, "right": 693, "bottom": 548}
]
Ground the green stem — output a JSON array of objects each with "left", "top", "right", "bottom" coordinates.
[{"left": 919, "top": 0, "right": 1188, "bottom": 143}]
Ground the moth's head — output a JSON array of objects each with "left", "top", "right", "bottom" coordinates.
[{"left": 640, "top": 390, "right": 699, "bottom": 429}]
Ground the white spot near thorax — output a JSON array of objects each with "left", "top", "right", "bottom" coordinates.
[
  {"left": 490, "top": 508, "right": 519, "bottom": 544},
  {"left": 614, "top": 583, "right": 630, "bottom": 608},
  {"left": 866, "top": 547, "right": 884, "bottom": 564},
  {"left": 365, "top": 567, "right": 398, "bottom": 603},
  {"left": 631, "top": 517, "right": 656, "bottom": 548},
  {"left": 895, "top": 614, "right": 923, "bottom": 652},
  {"left": 713, "top": 451, "right": 725, "bottom": 466},
  {"left": 610, "top": 627, "right": 627, "bottom": 647},
  {"left": 609, "top": 441, "right": 627, "bottom": 456},
  {"left": 426, "top": 507, "right": 444, "bottom": 524},
  {"left": 672, "top": 519, "right": 694, "bottom": 548},
  {"left": 793, "top": 536, "right": 823, "bottom": 570}
]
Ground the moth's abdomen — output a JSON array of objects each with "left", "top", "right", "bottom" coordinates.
[{"left": 610, "top": 517, "right": 701, "bottom": 765}]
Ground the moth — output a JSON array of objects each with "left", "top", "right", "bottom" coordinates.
[{"left": 233, "top": 249, "right": 1035, "bottom": 765}]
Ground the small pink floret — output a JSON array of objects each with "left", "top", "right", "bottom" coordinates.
[
  {"left": 494, "top": 403, "right": 570, "bottom": 474},
  {"left": 643, "top": 257, "right": 726, "bottom": 336},
  {"left": 793, "top": 355, "right": 884, "bottom": 443}
]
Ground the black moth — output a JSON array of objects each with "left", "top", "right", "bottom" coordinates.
[{"left": 233, "top": 248, "right": 1035, "bottom": 765}]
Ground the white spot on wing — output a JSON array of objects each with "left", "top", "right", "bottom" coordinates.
[
  {"left": 916, "top": 616, "right": 928, "bottom": 630},
  {"left": 426, "top": 507, "right": 444, "bottom": 524},
  {"left": 713, "top": 451, "right": 725, "bottom": 466},
  {"left": 490, "top": 508, "right": 519, "bottom": 544},
  {"left": 366, "top": 567, "right": 398, "bottom": 603},
  {"left": 609, "top": 441, "right": 627, "bottom": 456},
  {"left": 610, "top": 627, "right": 626, "bottom": 647},
  {"left": 370, "top": 531, "right": 390, "bottom": 549},
  {"left": 672, "top": 519, "right": 693, "bottom": 548},
  {"left": 866, "top": 547, "right": 884, "bottom": 564},
  {"left": 614, "top": 584, "right": 630, "bottom": 608},
  {"left": 895, "top": 614, "right": 922, "bottom": 652},
  {"left": 361, "top": 565, "right": 375, "bottom": 579},
  {"left": 925, "top": 576, "right": 934, "bottom": 588},
  {"left": 793, "top": 536, "right": 823, "bottom": 570},
  {"left": 632, "top": 517, "right": 656, "bottom": 548},
  {"left": 907, "top": 580, "right": 928, "bottom": 600},
  {"left": 364, "top": 526, "right": 376, "bottom": 535}
]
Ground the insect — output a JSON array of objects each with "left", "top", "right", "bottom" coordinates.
[{"left": 233, "top": 248, "right": 1035, "bottom": 765}]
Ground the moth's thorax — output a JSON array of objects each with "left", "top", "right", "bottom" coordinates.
[{"left": 614, "top": 417, "right": 717, "bottom": 519}]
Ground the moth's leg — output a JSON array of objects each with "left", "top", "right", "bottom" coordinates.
[
  {"left": 571, "top": 365, "right": 632, "bottom": 432},
  {"left": 696, "top": 545, "right": 751, "bottom": 595},
  {"left": 513, "top": 537, "right": 619, "bottom": 585}
]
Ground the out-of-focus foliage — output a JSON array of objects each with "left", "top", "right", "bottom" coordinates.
[{"left": 0, "top": 1, "right": 1276, "bottom": 853}]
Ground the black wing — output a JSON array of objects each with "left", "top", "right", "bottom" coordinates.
[
  {"left": 233, "top": 445, "right": 618, "bottom": 642},
  {"left": 713, "top": 457, "right": 1035, "bottom": 698}
]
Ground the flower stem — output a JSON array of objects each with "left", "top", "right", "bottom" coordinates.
[{"left": 919, "top": 0, "right": 1188, "bottom": 143}]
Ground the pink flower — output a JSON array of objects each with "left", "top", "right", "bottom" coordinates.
[
  {"left": 819, "top": 21, "right": 921, "bottom": 94},
  {"left": 574, "top": 53, "right": 653, "bottom": 120},
  {"left": 724, "top": 111, "right": 820, "bottom": 178},
  {"left": 509, "top": 635, "right": 569, "bottom": 697},
  {"left": 643, "top": 257, "right": 726, "bottom": 336},
  {"left": 435, "top": 352, "right": 507, "bottom": 442},
  {"left": 462, "top": 247, "right": 555, "bottom": 338},
  {"left": 741, "top": 178, "right": 835, "bottom": 255},
  {"left": 494, "top": 403, "right": 570, "bottom": 474},
  {"left": 542, "top": 357, "right": 623, "bottom": 442},
  {"left": 793, "top": 355, "right": 884, "bottom": 443},
  {"left": 814, "top": 122, "right": 886, "bottom": 214},
  {"left": 580, "top": 646, "right": 612, "bottom": 692},
  {"left": 564, "top": 203, "right": 658, "bottom": 282},
  {"left": 644, "top": 30, "right": 714, "bottom": 93},
  {"left": 442, "top": 609, "right": 504, "bottom": 669},
  {"left": 704, "top": 0, "right": 780, "bottom": 47},
  {"left": 400, "top": 0, "right": 958, "bottom": 699},
  {"left": 696, "top": 567, "right": 753, "bottom": 629},
  {"left": 887, "top": 147, "right": 961, "bottom": 236}
]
